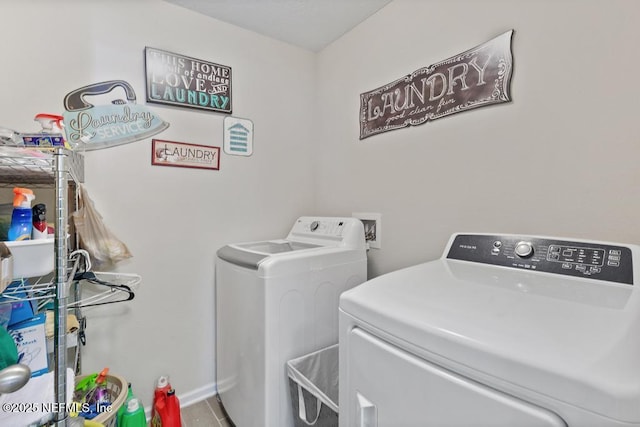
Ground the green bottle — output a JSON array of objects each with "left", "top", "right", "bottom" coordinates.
[
  {"left": 117, "top": 383, "right": 134, "bottom": 426},
  {"left": 120, "top": 398, "right": 146, "bottom": 427}
]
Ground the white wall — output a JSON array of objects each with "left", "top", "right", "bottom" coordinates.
[
  {"left": 3, "top": 0, "right": 640, "bottom": 414},
  {"left": 315, "top": 0, "right": 640, "bottom": 277},
  {"left": 0, "top": 0, "right": 316, "bottom": 409}
]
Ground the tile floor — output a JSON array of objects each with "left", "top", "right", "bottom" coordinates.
[{"left": 181, "top": 395, "right": 234, "bottom": 426}]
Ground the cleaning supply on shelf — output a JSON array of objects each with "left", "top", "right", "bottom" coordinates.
[
  {"left": 8, "top": 187, "right": 35, "bottom": 241},
  {"left": 34, "top": 113, "right": 74, "bottom": 150},
  {"left": 32, "top": 203, "right": 47, "bottom": 240},
  {"left": 21, "top": 113, "right": 67, "bottom": 148},
  {"left": 151, "top": 376, "right": 182, "bottom": 427},
  {"left": 120, "top": 397, "right": 146, "bottom": 427},
  {"left": 34, "top": 113, "right": 64, "bottom": 135}
]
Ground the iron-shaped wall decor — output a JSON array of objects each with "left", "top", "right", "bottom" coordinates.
[
  {"left": 360, "top": 30, "right": 514, "bottom": 139},
  {"left": 63, "top": 80, "right": 169, "bottom": 150}
]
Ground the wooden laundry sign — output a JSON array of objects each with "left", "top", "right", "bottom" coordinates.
[{"left": 359, "top": 30, "right": 514, "bottom": 139}]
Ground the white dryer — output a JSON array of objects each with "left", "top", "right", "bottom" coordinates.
[
  {"left": 216, "top": 217, "right": 367, "bottom": 427},
  {"left": 339, "top": 233, "right": 640, "bottom": 427}
]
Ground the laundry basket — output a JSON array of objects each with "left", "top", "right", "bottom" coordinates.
[
  {"left": 287, "top": 344, "right": 339, "bottom": 427},
  {"left": 74, "top": 373, "right": 128, "bottom": 427}
]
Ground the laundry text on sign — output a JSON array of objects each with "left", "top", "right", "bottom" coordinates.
[
  {"left": 145, "top": 47, "right": 232, "bottom": 114},
  {"left": 360, "top": 30, "right": 514, "bottom": 139}
]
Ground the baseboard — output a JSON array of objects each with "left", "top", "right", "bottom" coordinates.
[{"left": 177, "top": 382, "right": 218, "bottom": 408}]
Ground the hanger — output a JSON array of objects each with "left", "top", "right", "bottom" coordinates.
[
  {"left": 67, "top": 249, "right": 140, "bottom": 308},
  {"left": 70, "top": 271, "right": 139, "bottom": 308}
]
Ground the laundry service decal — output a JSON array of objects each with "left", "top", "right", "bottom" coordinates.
[
  {"left": 359, "top": 30, "right": 514, "bottom": 139},
  {"left": 63, "top": 80, "right": 169, "bottom": 150}
]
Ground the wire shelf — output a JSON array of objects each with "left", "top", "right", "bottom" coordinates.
[
  {"left": 0, "top": 278, "right": 56, "bottom": 304},
  {"left": 0, "top": 147, "right": 84, "bottom": 187}
]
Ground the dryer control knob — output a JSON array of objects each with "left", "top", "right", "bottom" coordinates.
[{"left": 515, "top": 241, "right": 534, "bottom": 258}]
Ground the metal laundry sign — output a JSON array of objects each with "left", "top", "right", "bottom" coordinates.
[
  {"left": 359, "top": 30, "right": 514, "bottom": 139},
  {"left": 145, "top": 47, "right": 232, "bottom": 114}
]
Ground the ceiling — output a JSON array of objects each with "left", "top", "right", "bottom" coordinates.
[{"left": 163, "top": 0, "right": 392, "bottom": 52}]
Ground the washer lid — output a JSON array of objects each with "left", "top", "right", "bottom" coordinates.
[
  {"left": 237, "top": 240, "right": 320, "bottom": 254},
  {"left": 216, "top": 216, "right": 367, "bottom": 270},
  {"left": 340, "top": 258, "right": 640, "bottom": 423},
  {"left": 217, "top": 240, "right": 320, "bottom": 269}
]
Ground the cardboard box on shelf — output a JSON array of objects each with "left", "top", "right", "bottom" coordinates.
[{"left": 8, "top": 312, "right": 48, "bottom": 377}]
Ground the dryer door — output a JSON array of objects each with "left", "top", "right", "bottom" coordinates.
[{"left": 342, "top": 327, "right": 568, "bottom": 427}]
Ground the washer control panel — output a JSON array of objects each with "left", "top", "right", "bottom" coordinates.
[
  {"left": 294, "top": 218, "right": 346, "bottom": 237},
  {"left": 446, "top": 234, "right": 633, "bottom": 285},
  {"left": 286, "top": 217, "right": 369, "bottom": 249}
]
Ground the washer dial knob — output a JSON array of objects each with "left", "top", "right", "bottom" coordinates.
[
  {"left": 310, "top": 221, "right": 320, "bottom": 232},
  {"left": 515, "top": 241, "right": 534, "bottom": 258}
]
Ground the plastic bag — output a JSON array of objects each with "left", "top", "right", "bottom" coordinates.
[{"left": 71, "top": 184, "right": 132, "bottom": 265}]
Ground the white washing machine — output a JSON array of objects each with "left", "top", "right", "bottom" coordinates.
[
  {"left": 216, "top": 217, "right": 367, "bottom": 427},
  {"left": 339, "top": 233, "right": 640, "bottom": 427}
]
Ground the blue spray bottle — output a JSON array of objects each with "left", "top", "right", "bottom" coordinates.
[{"left": 8, "top": 187, "right": 35, "bottom": 241}]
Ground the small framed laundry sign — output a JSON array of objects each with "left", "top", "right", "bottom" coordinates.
[{"left": 152, "top": 139, "right": 220, "bottom": 170}]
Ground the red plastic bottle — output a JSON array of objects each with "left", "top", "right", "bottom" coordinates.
[
  {"left": 150, "top": 376, "right": 171, "bottom": 427},
  {"left": 164, "top": 389, "right": 182, "bottom": 427}
]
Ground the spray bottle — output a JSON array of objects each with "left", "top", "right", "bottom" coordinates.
[
  {"left": 34, "top": 114, "right": 65, "bottom": 135},
  {"left": 22, "top": 113, "right": 68, "bottom": 148},
  {"left": 32, "top": 204, "right": 47, "bottom": 240},
  {"left": 8, "top": 188, "right": 35, "bottom": 241}
]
